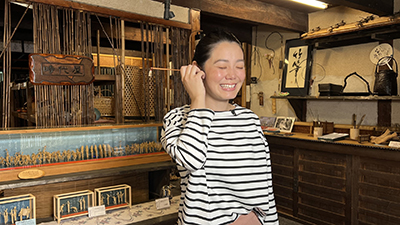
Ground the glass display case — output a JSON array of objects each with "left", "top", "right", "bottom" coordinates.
[{"left": 0, "top": 123, "right": 171, "bottom": 183}]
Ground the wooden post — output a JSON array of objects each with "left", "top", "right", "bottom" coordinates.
[
  {"left": 121, "top": 20, "right": 126, "bottom": 121},
  {"left": 189, "top": 9, "right": 200, "bottom": 62},
  {"left": 97, "top": 30, "right": 100, "bottom": 75},
  {"left": 166, "top": 28, "right": 170, "bottom": 112}
]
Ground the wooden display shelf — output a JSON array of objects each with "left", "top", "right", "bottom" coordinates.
[
  {"left": 94, "top": 74, "right": 116, "bottom": 81},
  {"left": 271, "top": 95, "right": 400, "bottom": 126},
  {"left": 0, "top": 123, "right": 162, "bottom": 135},
  {"left": 0, "top": 152, "right": 172, "bottom": 183},
  {"left": 92, "top": 54, "right": 151, "bottom": 68}
]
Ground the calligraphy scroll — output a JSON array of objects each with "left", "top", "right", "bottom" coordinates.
[{"left": 29, "top": 54, "right": 95, "bottom": 85}]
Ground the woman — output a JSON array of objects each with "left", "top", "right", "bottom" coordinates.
[{"left": 161, "top": 30, "right": 279, "bottom": 225}]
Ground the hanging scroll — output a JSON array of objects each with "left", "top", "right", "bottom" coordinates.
[{"left": 29, "top": 54, "right": 95, "bottom": 85}]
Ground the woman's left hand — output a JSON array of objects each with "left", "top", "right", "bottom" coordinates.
[{"left": 229, "top": 212, "right": 261, "bottom": 225}]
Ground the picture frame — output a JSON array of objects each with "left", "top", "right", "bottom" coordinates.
[
  {"left": 53, "top": 190, "right": 94, "bottom": 224},
  {"left": 0, "top": 194, "right": 36, "bottom": 225},
  {"left": 259, "top": 117, "right": 276, "bottom": 130},
  {"left": 281, "top": 38, "right": 313, "bottom": 96},
  {"left": 94, "top": 184, "right": 131, "bottom": 211},
  {"left": 274, "top": 117, "right": 296, "bottom": 133}
]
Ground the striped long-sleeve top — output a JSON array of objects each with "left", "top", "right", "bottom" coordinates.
[{"left": 161, "top": 105, "right": 279, "bottom": 225}]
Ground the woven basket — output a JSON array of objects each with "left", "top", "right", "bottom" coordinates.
[{"left": 94, "top": 89, "right": 114, "bottom": 116}]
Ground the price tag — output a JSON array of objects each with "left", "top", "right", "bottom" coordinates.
[
  {"left": 16, "top": 219, "right": 36, "bottom": 225},
  {"left": 88, "top": 205, "right": 106, "bottom": 218},
  {"left": 155, "top": 197, "right": 170, "bottom": 210},
  {"left": 389, "top": 141, "right": 400, "bottom": 148}
]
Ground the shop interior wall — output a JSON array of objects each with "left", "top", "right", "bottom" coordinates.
[
  {"left": 251, "top": 4, "right": 400, "bottom": 127},
  {"left": 75, "top": 0, "right": 400, "bottom": 127},
  {"left": 250, "top": 28, "right": 299, "bottom": 119}
]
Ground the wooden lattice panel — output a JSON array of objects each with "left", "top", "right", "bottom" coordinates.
[{"left": 124, "top": 66, "right": 155, "bottom": 117}]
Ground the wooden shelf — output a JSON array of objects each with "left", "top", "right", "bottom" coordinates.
[
  {"left": 0, "top": 160, "right": 174, "bottom": 190},
  {"left": 303, "top": 18, "right": 400, "bottom": 49},
  {"left": 94, "top": 74, "right": 116, "bottom": 81},
  {"left": 271, "top": 95, "right": 399, "bottom": 125},
  {"left": 10, "top": 82, "right": 33, "bottom": 91},
  {"left": 0, "top": 152, "right": 171, "bottom": 183}
]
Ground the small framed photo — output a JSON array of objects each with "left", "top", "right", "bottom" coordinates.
[
  {"left": 274, "top": 117, "right": 296, "bottom": 133},
  {"left": 260, "top": 117, "right": 276, "bottom": 130}
]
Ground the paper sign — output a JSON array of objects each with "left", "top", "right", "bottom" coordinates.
[
  {"left": 155, "top": 197, "right": 170, "bottom": 210},
  {"left": 16, "top": 219, "right": 36, "bottom": 225},
  {"left": 88, "top": 205, "right": 106, "bottom": 217},
  {"left": 389, "top": 141, "right": 400, "bottom": 148}
]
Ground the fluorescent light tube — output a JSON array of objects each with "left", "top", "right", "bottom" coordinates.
[{"left": 291, "top": 0, "right": 328, "bottom": 9}]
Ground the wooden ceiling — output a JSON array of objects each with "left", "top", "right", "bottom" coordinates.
[
  {"left": 257, "top": 0, "right": 393, "bottom": 16},
  {"left": 162, "top": 0, "right": 394, "bottom": 32}
]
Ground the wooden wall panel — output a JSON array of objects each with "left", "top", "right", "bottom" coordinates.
[
  {"left": 357, "top": 157, "right": 400, "bottom": 224},
  {"left": 299, "top": 182, "right": 346, "bottom": 202},
  {"left": 270, "top": 144, "right": 294, "bottom": 215},
  {"left": 298, "top": 149, "right": 347, "bottom": 225},
  {"left": 299, "top": 204, "right": 346, "bottom": 225}
]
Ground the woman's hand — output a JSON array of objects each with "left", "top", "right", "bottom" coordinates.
[
  {"left": 180, "top": 63, "right": 206, "bottom": 109},
  {"left": 229, "top": 212, "right": 262, "bottom": 225}
]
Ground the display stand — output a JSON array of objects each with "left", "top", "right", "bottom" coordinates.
[
  {"left": 53, "top": 190, "right": 94, "bottom": 224},
  {"left": 0, "top": 194, "right": 36, "bottom": 225},
  {"left": 94, "top": 184, "right": 131, "bottom": 211}
]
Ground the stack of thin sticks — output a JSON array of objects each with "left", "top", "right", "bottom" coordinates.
[{"left": 32, "top": 4, "right": 94, "bottom": 127}]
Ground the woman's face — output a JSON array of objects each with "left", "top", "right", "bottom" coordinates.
[{"left": 202, "top": 41, "right": 245, "bottom": 108}]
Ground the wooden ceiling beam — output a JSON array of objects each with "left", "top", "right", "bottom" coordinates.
[
  {"left": 23, "top": 0, "right": 192, "bottom": 29},
  {"left": 324, "top": 0, "right": 393, "bottom": 16},
  {"left": 155, "top": 0, "right": 308, "bottom": 32}
]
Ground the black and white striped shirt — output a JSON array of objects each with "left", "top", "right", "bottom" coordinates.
[{"left": 161, "top": 105, "right": 279, "bottom": 225}]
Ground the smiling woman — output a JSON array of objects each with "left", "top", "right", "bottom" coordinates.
[{"left": 161, "top": 30, "right": 279, "bottom": 225}]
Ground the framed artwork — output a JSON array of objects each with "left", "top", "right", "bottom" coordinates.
[
  {"left": 281, "top": 38, "right": 313, "bottom": 96},
  {"left": 53, "top": 190, "right": 94, "bottom": 224},
  {"left": 0, "top": 194, "right": 36, "bottom": 225},
  {"left": 94, "top": 184, "right": 131, "bottom": 211},
  {"left": 274, "top": 117, "right": 295, "bottom": 133}
]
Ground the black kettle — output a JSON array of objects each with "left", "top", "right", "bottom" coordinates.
[{"left": 373, "top": 56, "right": 398, "bottom": 96}]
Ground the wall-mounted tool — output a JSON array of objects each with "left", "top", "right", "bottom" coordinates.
[
  {"left": 258, "top": 92, "right": 264, "bottom": 106},
  {"left": 163, "top": 0, "right": 175, "bottom": 20}
]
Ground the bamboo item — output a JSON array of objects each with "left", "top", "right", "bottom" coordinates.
[
  {"left": 32, "top": 3, "right": 94, "bottom": 127},
  {"left": 151, "top": 67, "right": 180, "bottom": 72},
  {"left": 94, "top": 184, "right": 131, "bottom": 211},
  {"left": 53, "top": 190, "right": 94, "bottom": 224},
  {"left": 0, "top": 194, "right": 36, "bottom": 224}
]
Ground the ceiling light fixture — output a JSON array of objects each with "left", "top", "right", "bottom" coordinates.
[{"left": 291, "top": 0, "right": 328, "bottom": 9}]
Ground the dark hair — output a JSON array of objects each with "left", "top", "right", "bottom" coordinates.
[{"left": 192, "top": 30, "right": 242, "bottom": 69}]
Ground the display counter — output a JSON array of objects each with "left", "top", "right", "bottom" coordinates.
[
  {"left": 265, "top": 132, "right": 400, "bottom": 225},
  {"left": 0, "top": 123, "right": 175, "bottom": 220}
]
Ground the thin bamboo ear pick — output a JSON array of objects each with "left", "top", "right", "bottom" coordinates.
[{"left": 150, "top": 67, "right": 180, "bottom": 72}]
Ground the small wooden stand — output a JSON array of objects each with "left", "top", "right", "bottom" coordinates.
[
  {"left": 53, "top": 190, "right": 94, "bottom": 224},
  {"left": 0, "top": 194, "right": 36, "bottom": 224},
  {"left": 94, "top": 184, "right": 131, "bottom": 211}
]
